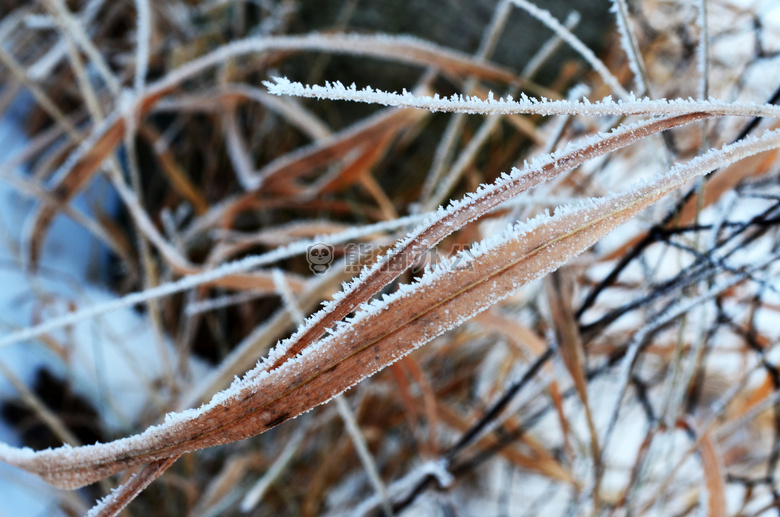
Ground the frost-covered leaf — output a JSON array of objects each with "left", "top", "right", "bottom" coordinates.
[{"left": 2, "top": 122, "right": 777, "bottom": 495}]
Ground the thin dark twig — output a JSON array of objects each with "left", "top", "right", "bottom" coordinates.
[
  {"left": 445, "top": 347, "right": 555, "bottom": 461},
  {"left": 577, "top": 84, "right": 780, "bottom": 320}
]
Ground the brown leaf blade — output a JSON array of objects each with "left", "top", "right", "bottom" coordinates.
[{"left": 3, "top": 124, "right": 778, "bottom": 497}]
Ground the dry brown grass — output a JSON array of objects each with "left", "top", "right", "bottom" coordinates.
[{"left": 1, "top": 1, "right": 780, "bottom": 516}]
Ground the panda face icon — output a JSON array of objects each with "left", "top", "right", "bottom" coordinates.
[{"left": 306, "top": 243, "right": 334, "bottom": 274}]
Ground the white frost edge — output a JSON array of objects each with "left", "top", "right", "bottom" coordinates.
[{"left": 264, "top": 76, "right": 780, "bottom": 119}]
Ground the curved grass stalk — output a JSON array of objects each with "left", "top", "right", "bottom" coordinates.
[
  {"left": 150, "top": 33, "right": 527, "bottom": 96},
  {"left": 610, "top": 0, "right": 649, "bottom": 96},
  {"left": 510, "top": 0, "right": 628, "bottom": 98},
  {"left": 132, "top": 0, "right": 151, "bottom": 93}
]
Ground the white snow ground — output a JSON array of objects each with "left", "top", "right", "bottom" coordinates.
[{"left": 0, "top": 93, "right": 210, "bottom": 515}]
